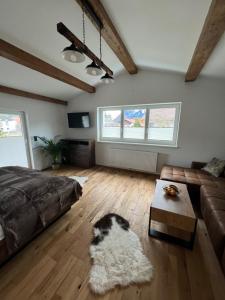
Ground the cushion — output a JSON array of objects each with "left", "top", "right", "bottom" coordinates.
[{"left": 202, "top": 158, "right": 225, "bottom": 177}]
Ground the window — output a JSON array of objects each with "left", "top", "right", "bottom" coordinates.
[
  {"left": 102, "top": 110, "right": 121, "bottom": 138},
  {"left": 123, "top": 109, "right": 146, "bottom": 139},
  {"left": 148, "top": 107, "right": 176, "bottom": 141},
  {"left": 0, "top": 113, "right": 23, "bottom": 138},
  {"left": 97, "top": 102, "right": 181, "bottom": 147}
]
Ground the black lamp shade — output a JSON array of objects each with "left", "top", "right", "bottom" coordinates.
[
  {"left": 62, "top": 43, "right": 85, "bottom": 63},
  {"left": 101, "top": 72, "right": 114, "bottom": 84},
  {"left": 86, "top": 61, "right": 103, "bottom": 76}
]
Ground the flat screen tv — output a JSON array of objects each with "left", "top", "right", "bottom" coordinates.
[{"left": 67, "top": 112, "right": 90, "bottom": 128}]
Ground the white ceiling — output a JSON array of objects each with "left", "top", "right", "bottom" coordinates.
[{"left": 0, "top": 0, "right": 224, "bottom": 100}]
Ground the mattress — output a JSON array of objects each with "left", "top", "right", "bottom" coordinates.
[{"left": 0, "top": 166, "right": 82, "bottom": 255}]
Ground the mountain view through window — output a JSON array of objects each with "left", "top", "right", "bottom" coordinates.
[{"left": 123, "top": 109, "right": 146, "bottom": 139}]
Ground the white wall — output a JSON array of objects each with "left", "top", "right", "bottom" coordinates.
[
  {"left": 66, "top": 69, "right": 225, "bottom": 173},
  {"left": 0, "top": 94, "right": 67, "bottom": 169}
]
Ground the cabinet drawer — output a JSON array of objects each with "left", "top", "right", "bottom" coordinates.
[
  {"left": 70, "top": 144, "right": 89, "bottom": 151},
  {"left": 70, "top": 149, "right": 89, "bottom": 155}
]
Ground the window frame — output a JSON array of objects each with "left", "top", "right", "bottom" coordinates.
[{"left": 97, "top": 102, "right": 181, "bottom": 147}]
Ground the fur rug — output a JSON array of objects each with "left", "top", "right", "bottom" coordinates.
[
  {"left": 89, "top": 214, "right": 154, "bottom": 294},
  {"left": 69, "top": 176, "right": 88, "bottom": 187}
]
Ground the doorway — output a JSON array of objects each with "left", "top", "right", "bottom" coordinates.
[{"left": 0, "top": 110, "right": 31, "bottom": 167}]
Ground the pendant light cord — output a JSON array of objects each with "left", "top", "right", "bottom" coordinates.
[
  {"left": 99, "top": 27, "right": 102, "bottom": 63},
  {"left": 82, "top": 6, "right": 86, "bottom": 45}
]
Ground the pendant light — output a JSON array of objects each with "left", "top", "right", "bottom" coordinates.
[
  {"left": 59, "top": 4, "right": 113, "bottom": 81},
  {"left": 86, "top": 27, "right": 103, "bottom": 76},
  {"left": 61, "top": 7, "right": 86, "bottom": 63},
  {"left": 86, "top": 61, "right": 103, "bottom": 76},
  {"left": 101, "top": 72, "right": 114, "bottom": 84},
  {"left": 61, "top": 43, "right": 85, "bottom": 63}
]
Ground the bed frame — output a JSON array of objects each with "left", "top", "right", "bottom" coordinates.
[{"left": 0, "top": 206, "right": 71, "bottom": 267}]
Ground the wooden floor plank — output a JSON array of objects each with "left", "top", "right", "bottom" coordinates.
[{"left": 0, "top": 166, "right": 224, "bottom": 300}]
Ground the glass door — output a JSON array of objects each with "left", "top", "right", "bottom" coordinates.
[{"left": 0, "top": 111, "right": 31, "bottom": 167}]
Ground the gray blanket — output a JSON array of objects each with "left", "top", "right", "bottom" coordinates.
[{"left": 0, "top": 166, "right": 82, "bottom": 254}]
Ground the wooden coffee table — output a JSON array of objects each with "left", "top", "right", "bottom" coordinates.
[{"left": 149, "top": 179, "right": 197, "bottom": 249}]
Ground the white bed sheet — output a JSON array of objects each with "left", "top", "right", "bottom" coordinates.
[{"left": 0, "top": 224, "right": 5, "bottom": 240}]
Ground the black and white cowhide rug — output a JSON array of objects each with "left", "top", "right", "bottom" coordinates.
[{"left": 89, "top": 213, "right": 154, "bottom": 294}]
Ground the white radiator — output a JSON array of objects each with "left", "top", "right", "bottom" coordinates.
[{"left": 109, "top": 148, "right": 158, "bottom": 173}]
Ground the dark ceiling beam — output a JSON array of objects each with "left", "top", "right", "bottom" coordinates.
[
  {"left": 0, "top": 85, "right": 68, "bottom": 105},
  {"left": 0, "top": 39, "right": 95, "bottom": 93},
  {"left": 75, "top": 0, "right": 137, "bottom": 75},
  {"left": 57, "top": 22, "right": 113, "bottom": 75},
  {"left": 185, "top": 0, "right": 225, "bottom": 82}
]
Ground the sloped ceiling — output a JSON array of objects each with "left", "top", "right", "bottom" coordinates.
[{"left": 0, "top": 0, "right": 224, "bottom": 100}]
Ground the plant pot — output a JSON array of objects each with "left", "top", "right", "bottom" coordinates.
[{"left": 52, "top": 163, "right": 60, "bottom": 170}]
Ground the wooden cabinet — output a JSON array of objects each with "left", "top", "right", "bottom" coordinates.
[{"left": 61, "top": 139, "right": 95, "bottom": 168}]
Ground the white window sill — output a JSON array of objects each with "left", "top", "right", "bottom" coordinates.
[{"left": 97, "top": 139, "right": 179, "bottom": 148}]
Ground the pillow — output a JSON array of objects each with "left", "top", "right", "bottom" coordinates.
[{"left": 202, "top": 157, "right": 225, "bottom": 177}]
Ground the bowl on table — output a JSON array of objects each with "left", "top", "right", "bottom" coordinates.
[{"left": 163, "top": 184, "right": 179, "bottom": 197}]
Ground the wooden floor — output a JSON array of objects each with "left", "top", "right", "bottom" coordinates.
[{"left": 0, "top": 166, "right": 224, "bottom": 300}]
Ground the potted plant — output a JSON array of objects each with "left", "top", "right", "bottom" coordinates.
[{"left": 37, "top": 136, "right": 65, "bottom": 169}]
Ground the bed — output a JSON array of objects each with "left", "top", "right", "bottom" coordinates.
[{"left": 0, "top": 166, "right": 82, "bottom": 265}]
